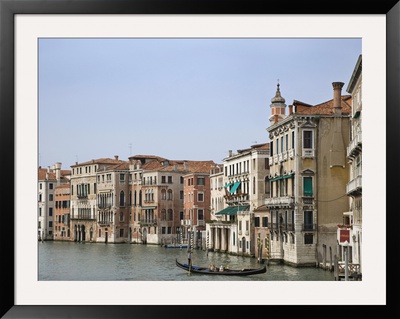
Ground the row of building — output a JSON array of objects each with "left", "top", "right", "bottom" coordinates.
[{"left": 38, "top": 55, "right": 362, "bottom": 276}]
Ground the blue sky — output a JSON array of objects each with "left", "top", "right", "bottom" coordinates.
[{"left": 38, "top": 38, "right": 361, "bottom": 169}]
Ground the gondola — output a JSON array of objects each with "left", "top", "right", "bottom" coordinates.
[{"left": 175, "top": 259, "right": 266, "bottom": 276}]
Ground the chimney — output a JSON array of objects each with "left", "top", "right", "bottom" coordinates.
[
  {"left": 228, "top": 150, "right": 232, "bottom": 157},
  {"left": 332, "top": 82, "right": 344, "bottom": 114},
  {"left": 114, "top": 155, "right": 119, "bottom": 160},
  {"left": 289, "top": 105, "right": 293, "bottom": 115},
  {"left": 184, "top": 161, "right": 187, "bottom": 171},
  {"left": 274, "top": 114, "right": 279, "bottom": 123}
]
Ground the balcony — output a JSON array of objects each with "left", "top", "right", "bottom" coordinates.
[
  {"left": 302, "top": 223, "right": 317, "bottom": 231},
  {"left": 265, "top": 196, "right": 294, "bottom": 208},
  {"left": 346, "top": 175, "right": 362, "bottom": 196},
  {"left": 302, "top": 149, "right": 314, "bottom": 158},
  {"left": 347, "top": 131, "right": 362, "bottom": 159},
  {"left": 139, "top": 219, "right": 157, "bottom": 226}
]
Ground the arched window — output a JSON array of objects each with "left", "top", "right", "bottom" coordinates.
[
  {"left": 167, "top": 209, "right": 173, "bottom": 221},
  {"left": 167, "top": 189, "right": 173, "bottom": 200},
  {"left": 161, "top": 189, "right": 166, "bottom": 200},
  {"left": 264, "top": 176, "right": 270, "bottom": 194}
]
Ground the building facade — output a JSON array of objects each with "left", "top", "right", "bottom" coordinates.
[
  {"left": 53, "top": 183, "right": 71, "bottom": 241},
  {"left": 208, "top": 143, "right": 270, "bottom": 257},
  {"left": 69, "top": 156, "right": 125, "bottom": 243},
  {"left": 337, "top": 54, "right": 362, "bottom": 277},
  {"left": 38, "top": 163, "right": 70, "bottom": 241},
  {"left": 266, "top": 82, "right": 351, "bottom": 267}
]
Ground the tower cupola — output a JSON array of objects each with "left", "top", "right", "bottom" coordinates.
[{"left": 269, "top": 82, "right": 287, "bottom": 124}]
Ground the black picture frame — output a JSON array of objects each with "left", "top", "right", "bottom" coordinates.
[{"left": 1, "top": 0, "right": 399, "bottom": 318}]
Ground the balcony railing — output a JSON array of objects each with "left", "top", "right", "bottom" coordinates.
[
  {"left": 347, "top": 131, "right": 362, "bottom": 159},
  {"left": 346, "top": 175, "right": 362, "bottom": 195},
  {"left": 302, "top": 149, "right": 314, "bottom": 158},
  {"left": 302, "top": 223, "right": 317, "bottom": 231}
]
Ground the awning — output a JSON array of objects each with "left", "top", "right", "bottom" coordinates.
[
  {"left": 353, "top": 110, "right": 360, "bottom": 118},
  {"left": 269, "top": 173, "right": 294, "bottom": 182},
  {"left": 215, "top": 205, "right": 249, "bottom": 215},
  {"left": 229, "top": 181, "right": 241, "bottom": 194},
  {"left": 224, "top": 182, "right": 233, "bottom": 188},
  {"left": 141, "top": 206, "right": 156, "bottom": 210}
]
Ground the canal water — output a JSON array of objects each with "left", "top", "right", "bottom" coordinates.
[{"left": 38, "top": 241, "right": 334, "bottom": 281}]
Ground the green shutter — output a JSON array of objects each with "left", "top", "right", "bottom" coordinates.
[{"left": 303, "top": 177, "right": 313, "bottom": 196}]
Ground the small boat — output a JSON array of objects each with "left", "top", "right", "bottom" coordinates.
[
  {"left": 164, "top": 244, "right": 188, "bottom": 249},
  {"left": 175, "top": 259, "right": 266, "bottom": 276}
]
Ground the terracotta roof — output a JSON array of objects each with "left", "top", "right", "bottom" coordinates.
[
  {"left": 104, "top": 162, "right": 130, "bottom": 171},
  {"left": 71, "top": 157, "right": 125, "bottom": 167},
  {"left": 141, "top": 159, "right": 215, "bottom": 174},
  {"left": 293, "top": 95, "right": 352, "bottom": 115}
]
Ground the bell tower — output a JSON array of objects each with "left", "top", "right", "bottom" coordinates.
[{"left": 269, "top": 81, "right": 287, "bottom": 124}]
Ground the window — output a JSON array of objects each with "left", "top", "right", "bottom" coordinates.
[
  {"left": 167, "top": 209, "right": 173, "bottom": 221},
  {"left": 270, "top": 141, "right": 273, "bottom": 156},
  {"left": 262, "top": 216, "right": 268, "bottom": 227},
  {"left": 198, "top": 209, "right": 204, "bottom": 220},
  {"left": 255, "top": 217, "right": 260, "bottom": 227},
  {"left": 167, "top": 227, "right": 172, "bottom": 234},
  {"left": 303, "top": 177, "right": 313, "bottom": 196},
  {"left": 197, "top": 193, "right": 204, "bottom": 202},
  {"left": 120, "top": 191, "right": 125, "bottom": 206},
  {"left": 303, "top": 130, "right": 312, "bottom": 148},
  {"left": 168, "top": 176, "right": 172, "bottom": 184},
  {"left": 119, "top": 212, "right": 124, "bottom": 222},
  {"left": 167, "top": 189, "right": 173, "bottom": 200},
  {"left": 285, "top": 134, "right": 288, "bottom": 151},
  {"left": 161, "top": 176, "right": 166, "bottom": 183},
  {"left": 304, "top": 211, "right": 313, "bottom": 230},
  {"left": 197, "top": 177, "right": 205, "bottom": 185},
  {"left": 49, "top": 183, "right": 53, "bottom": 189},
  {"left": 280, "top": 136, "right": 284, "bottom": 153},
  {"left": 119, "top": 228, "right": 124, "bottom": 237},
  {"left": 49, "top": 194, "right": 53, "bottom": 201},
  {"left": 304, "top": 233, "right": 313, "bottom": 244},
  {"left": 49, "top": 208, "right": 53, "bottom": 216},
  {"left": 292, "top": 131, "right": 295, "bottom": 149}
]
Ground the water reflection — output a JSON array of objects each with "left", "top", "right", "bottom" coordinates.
[{"left": 39, "top": 241, "right": 334, "bottom": 281}]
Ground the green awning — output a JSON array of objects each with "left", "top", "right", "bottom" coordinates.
[
  {"left": 215, "top": 205, "right": 249, "bottom": 215},
  {"left": 353, "top": 110, "right": 360, "bottom": 118},
  {"left": 141, "top": 206, "right": 156, "bottom": 210},
  {"left": 229, "top": 181, "right": 241, "bottom": 194},
  {"left": 269, "top": 173, "right": 294, "bottom": 182}
]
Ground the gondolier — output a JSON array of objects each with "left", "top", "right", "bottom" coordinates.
[{"left": 187, "top": 250, "right": 192, "bottom": 267}]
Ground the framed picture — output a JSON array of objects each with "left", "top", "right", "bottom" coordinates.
[{"left": 1, "top": 0, "right": 399, "bottom": 317}]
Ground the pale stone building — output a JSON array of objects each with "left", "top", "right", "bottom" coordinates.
[
  {"left": 208, "top": 143, "right": 270, "bottom": 257},
  {"left": 266, "top": 82, "right": 351, "bottom": 267},
  {"left": 69, "top": 156, "right": 125, "bottom": 242},
  {"left": 337, "top": 54, "right": 362, "bottom": 277},
  {"left": 96, "top": 161, "right": 131, "bottom": 243},
  {"left": 38, "top": 163, "right": 70, "bottom": 241}
]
